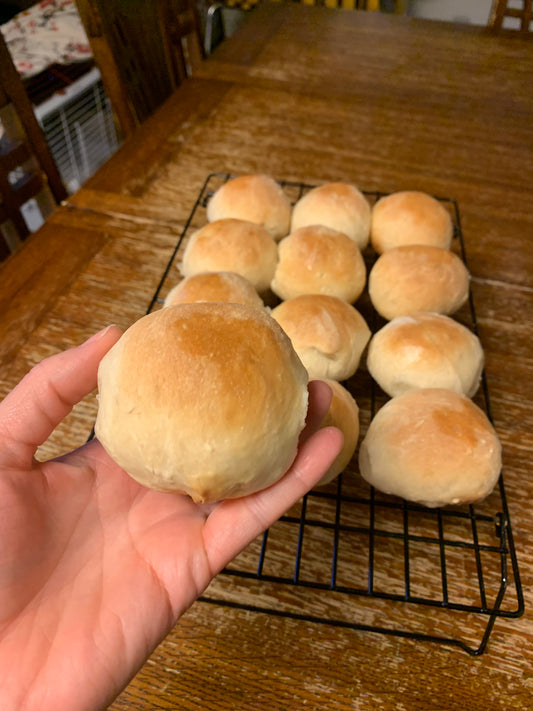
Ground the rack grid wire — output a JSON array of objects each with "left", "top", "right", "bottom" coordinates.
[{"left": 146, "top": 172, "right": 524, "bottom": 656}]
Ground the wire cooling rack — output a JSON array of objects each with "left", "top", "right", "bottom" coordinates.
[{"left": 147, "top": 172, "right": 524, "bottom": 656}]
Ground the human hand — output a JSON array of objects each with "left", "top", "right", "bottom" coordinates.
[{"left": 0, "top": 326, "right": 343, "bottom": 711}]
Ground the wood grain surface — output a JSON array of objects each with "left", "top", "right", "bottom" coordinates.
[{"left": 1, "top": 4, "right": 533, "bottom": 709}]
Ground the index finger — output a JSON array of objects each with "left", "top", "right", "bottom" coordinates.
[{"left": 0, "top": 326, "right": 122, "bottom": 468}]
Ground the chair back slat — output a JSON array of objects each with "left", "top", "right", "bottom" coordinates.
[
  {"left": 75, "top": 0, "right": 203, "bottom": 137},
  {"left": 489, "top": 0, "right": 533, "bottom": 34}
]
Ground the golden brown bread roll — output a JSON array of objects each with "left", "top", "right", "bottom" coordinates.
[
  {"left": 358, "top": 388, "right": 501, "bottom": 508},
  {"left": 370, "top": 190, "right": 454, "bottom": 254},
  {"left": 180, "top": 219, "right": 278, "bottom": 294},
  {"left": 95, "top": 303, "right": 309, "bottom": 503},
  {"left": 270, "top": 294, "right": 371, "bottom": 381},
  {"left": 368, "top": 244, "right": 470, "bottom": 320},
  {"left": 315, "top": 379, "right": 360, "bottom": 487},
  {"left": 367, "top": 312, "right": 484, "bottom": 397},
  {"left": 290, "top": 182, "right": 371, "bottom": 249},
  {"left": 271, "top": 225, "right": 367, "bottom": 303},
  {"left": 164, "top": 271, "right": 264, "bottom": 309},
  {"left": 206, "top": 174, "right": 292, "bottom": 240}
]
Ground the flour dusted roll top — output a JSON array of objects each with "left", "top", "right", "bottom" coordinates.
[
  {"left": 180, "top": 219, "right": 278, "bottom": 294},
  {"left": 206, "top": 174, "right": 292, "bottom": 240},
  {"left": 315, "top": 379, "right": 360, "bottom": 487},
  {"left": 368, "top": 244, "right": 470, "bottom": 320},
  {"left": 271, "top": 294, "right": 371, "bottom": 381},
  {"left": 367, "top": 312, "right": 484, "bottom": 397},
  {"left": 164, "top": 271, "right": 264, "bottom": 309},
  {"left": 370, "top": 190, "right": 454, "bottom": 254},
  {"left": 290, "top": 182, "right": 371, "bottom": 249},
  {"left": 271, "top": 225, "right": 367, "bottom": 303},
  {"left": 358, "top": 388, "right": 501, "bottom": 508},
  {"left": 95, "top": 303, "right": 309, "bottom": 503}
]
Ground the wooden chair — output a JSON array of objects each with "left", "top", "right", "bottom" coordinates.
[
  {"left": 75, "top": 0, "right": 204, "bottom": 138},
  {"left": 488, "top": 0, "right": 533, "bottom": 34},
  {"left": 0, "top": 32, "right": 67, "bottom": 261}
]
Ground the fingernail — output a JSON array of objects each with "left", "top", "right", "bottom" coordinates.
[{"left": 83, "top": 325, "right": 119, "bottom": 346}]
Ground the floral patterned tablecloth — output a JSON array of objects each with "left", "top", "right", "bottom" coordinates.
[{"left": 1, "top": 0, "right": 92, "bottom": 78}]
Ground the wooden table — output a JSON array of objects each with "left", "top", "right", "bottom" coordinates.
[{"left": 1, "top": 4, "right": 533, "bottom": 709}]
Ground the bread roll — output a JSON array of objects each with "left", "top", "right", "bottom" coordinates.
[
  {"left": 315, "top": 379, "right": 360, "bottom": 487},
  {"left": 367, "top": 312, "right": 484, "bottom": 397},
  {"left": 368, "top": 245, "right": 470, "bottom": 320},
  {"left": 95, "top": 303, "right": 309, "bottom": 503},
  {"left": 206, "top": 174, "right": 291, "bottom": 240},
  {"left": 164, "top": 271, "right": 264, "bottom": 309},
  {"left": 358, "top": 388, "right": 501, "bottom": 508},
  {"left": 180, "top": 219, "right": 278, "bottom": 294},
  {"left": 271, "top": 225, "right": 366, "bottom": 303},
  {"left": 290, "top": 182, "right": 371, "bottom": 249},
  {"left": 370, "top": 191, "right": 454, "bottom": 254},
  {"left": 271, "top": 294, "right": 371, "bottom": 381}
]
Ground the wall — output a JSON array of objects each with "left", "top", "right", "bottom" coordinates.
[{"left": 407, "top": 0, "right": 494, "bottom": 25}]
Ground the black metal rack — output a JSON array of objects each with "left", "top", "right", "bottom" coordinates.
[{"left": 147, "top": 172, "right": 524, "bottom": 656}]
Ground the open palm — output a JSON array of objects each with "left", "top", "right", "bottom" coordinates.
[{"left": 0, "top": 326, "right": 342, "bottom": 711}]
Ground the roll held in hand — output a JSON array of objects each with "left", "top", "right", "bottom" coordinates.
[{"left": 95, "top": 303, "right": 309, "bottom": 503}]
